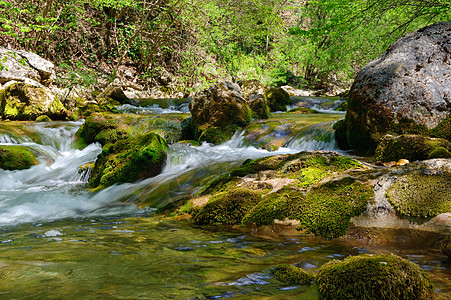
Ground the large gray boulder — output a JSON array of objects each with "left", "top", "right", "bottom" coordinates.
[
  {"left": 0, "top": 47, "right": 55, "bottom": 86},
  {"left": 337, "top": 22, "right": 451, "bottom": 153}
]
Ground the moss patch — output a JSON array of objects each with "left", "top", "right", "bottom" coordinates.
[
  {"left": 387, "top": 172, "right": 451, "bottom": 219},
  {"left": 265, "top": 87, "right": 291, "bottom": 111},
  {"left": 198, "top": 124, "right": 240, "bottom": 145},
  {"left": 88, "top": 132, "right": 168, "bottom": 191},
  {"left": 299, "top": 177, "right": 373, "bottom": 239},
  {"left": 287, "top": 107, "right": 318, "bottom": 114},
  {"left": 0, "top": 145, "right": 39, "bottom": 170},
  {"left": 242, "top": 186, "right": 304, "bottom": 226},
  {"left": 431, "top": 114, "right": 451, "bottom": 141},
  {"left": 317, "top": 254, "right": 433, "bottom": 300},
  {"left": 375, "top": 134, "right": 451, "bottom": 162},
  {"left": 271, "top": 264, "right": 315, "bottom": 285},
  {"left": 192, "top": 188, "right": 262, "bottom": 225}
]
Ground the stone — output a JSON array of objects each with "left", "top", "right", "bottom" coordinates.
[
  {"left": 375, "top": 134, "right": 451, "bottom": 162},
  {"left": 265, "top": 87, "right": 291, "bottom": 111},
  {"left": 188, "top": 81, "right": 253, "bottom": 143},
  {"left": 102, "top": 86, "right": 130, "bottom": 104},
  {"left": 396, "top": 159, "right": 409, "bottom": 166},
  {"left": 238, "top": 79, "right": 270, "bottom": 119},
  {"left": 0, "top": 47, "right": 55, "bottom": 86},
  {"left": 337, "top": 22, "right": 451, "bottom": 153},
  {"left": 0, "top": 82, "right": 67, "bottom": 120},
  {"left": 0, "top": 145, "right": 39, "bottom": 170},
  {"left": 317, "top": 254, "right": 433, "bottom": 300}
]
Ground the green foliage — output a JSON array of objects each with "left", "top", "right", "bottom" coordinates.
[{"left": 317, "top": 254, "right": 433, "bottom": 300}]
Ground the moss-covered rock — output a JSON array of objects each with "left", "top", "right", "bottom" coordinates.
[
  {"left": 189, "top": 81, "right": 253, "bottom": 144},
  {"left": 317, "top": 254, "right": 433, "bottom": 300},
  {"left": 287, "top": 107, "right": 317, "bottom": 114},
  {"left": 88, "top": 132, "right": 168, "bottom": 191},
  {"left": 102, "top": 86, "right": 129, "bottom": 104},
  {"left": 265, "top": 87, "right": 291, "bottom": 111},
  {"left": 271, "top": 264, "right": 315, "bottom": 285},
  {"left": 35, "top": 115, "right": 52, "bottom": 122},
  {"left": 431, "top": 114, "right": 451, "bottom": 141},
  {"left": 387, "top": 172, "right": 451, "bottom": 219},
  {"left": 0, "top": 145, "right": 39, "bottom": 170},
  {"left": 299, "top": 177, "right": 373, "bottom": 239},
  {"left": 439, "top": 235, "right": 451, "bottom": 258},
  {"left": 0, "top": 83, "right": 67, "bottom": 120},
  {"left": 237, "top": 79, "right": 270, "bottom": 119},
  {"left": 198, "top": 124, "right": 240, "bottom": 145},
  {"left": 242, "top": 186, "right": 303, "bottom": 226},
  {"left": 192, "top": 188, "right": 262, "bottom": 225},
  {"left": 375, "top": 134, "right": 451, "bottom": 162}
]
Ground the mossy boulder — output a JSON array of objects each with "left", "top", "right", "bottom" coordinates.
[
  {"left": 192, "top": 188, "right": 262, "bottom": 225},
  {"left": 431, "top": 114, "right": 451, "bottom": 141},
  {"left": 0, "top": 145, "right": 39, "bottom": 170},
  {"left": 317, "top": 254, "right": 433, "bottom": 300},
  {"left": 102, "top": 86, "right": 129, "bottom": 104},
  {"left": 387, "top": 172, "right": 451, "bottom": 219},
  {"left": 375, "top": 134, "right": 451, "bottom": 162},
  {"left": 237, "top": 80, "right": 270, "bottom": 119},
  {"left": 188, "top": 81, "right": 253, "bottom": 144},
  {"left": 88, "top": 132, "right": 168, "bottom": 190},
  {"left": 35, "top": 115, "right": 52, "bottom": 122},
  {"left": 0, "top": 83, "right": 67, "bottom": 120},
  {"left": 271, "top": 264, "right": 315, "bottom": 285},
  {"left": 265, "top": 87, "right": 291, "bottom": 111},
  {"left": 198, "top": 125, "right": 240, "bottom": 145},
  {"left": 338, "top": 22, "right": 451, "bottom": 154}
]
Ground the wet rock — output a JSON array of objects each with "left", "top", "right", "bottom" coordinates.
[
  {"left": 0, "top": 145, "right": 39, "bottom": 170},
  {"left": 375, "top": 134, "right": 451, "bottom": 162},
  {"left": 102, "top": 86, "right": 130, "bottom": 104},
  {"left": 88, "top": 132, "right": 168, "bottom": 191},
  {"left": 188, "top": 81, "right": 253, "bottom": 144},
  {"left": 238, "top": 79, "right": 270, "bottom": 119},
  {"left": 317, "top": 254, "right": 433, "bottom": 300},
  {"left": 337, "top": 22, "right": 451, "bottom": 153},
  {"left": 265, "top": 87, "right": 291, "bottom": 112},
  {"left": 271, "top": 264, "right": 315, "bottom": 285},
  {"left": 0, "top": 82, "right": 67, "bottom": 120}
]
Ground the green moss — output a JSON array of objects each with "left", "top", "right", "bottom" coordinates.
[
  {"left": 431, "top": 114, "right": 451, "bottom": 141},
  {"left": 287, "top": 107, "right": 318, "bottom": 114},
  {"left": 271, "top": 264, "right": 315, "bottom": 285},
  {"left": 35, "top": 115, "right": 52, "bottom": 122},
  {"left": 317, "top": 254, "right": 433, "bottom": 300},
  {"left": 390, "top": 118, "right": 430, "bottom": 136},
  {"left": 88, "top": 132, "right": 168, "bottom": 190},
  {"left": 428, "top": 146, "right": 451, "bottom": 159},
  {"left": 335, "top": 101, "right": 347, "bottom": 111},
  {"left": 387, "top": 172, "right": 451, "bottom": 219},
  {"left": 198, "top": 124, "right": 240, "bottom": 145},
  {"left": 0, "top": 145, "right": 39, "bottom": 170},
  {"left": 192, "top": 188, "right": 262, "bottom": 225},
  {"left": 242, "top": 186, "right": 304, "bottom": 226},
  {"left": 299, "top": 177, "right": 373, "bottom": 239},
  {"left": 298, "top": 167, "right": 327, "bottom": 187},
  {"left": 375, "top": 134, "right": 451, "bottom": 162},
  {"left": 265, "top": 87, "right": 291, "bottom": 111}
]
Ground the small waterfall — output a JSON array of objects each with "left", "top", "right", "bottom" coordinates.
[{"left": 285, "top": 121, "right": 339, "bottom": 151}]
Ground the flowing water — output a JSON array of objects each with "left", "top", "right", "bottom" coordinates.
[{"left": 0, "top": 106, "right": 450, "bottom": 299}]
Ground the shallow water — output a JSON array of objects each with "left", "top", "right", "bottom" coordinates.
[{"left": 0, "top": 108, "right": 450, "bottom": 299}]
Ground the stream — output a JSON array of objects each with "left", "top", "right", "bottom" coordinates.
[{"left": 0, "top": 101, "right": 449, "bottom": 299}]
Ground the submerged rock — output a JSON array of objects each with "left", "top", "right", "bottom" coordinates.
[
  {"left": 337, "top": 22, "right": 451, "bottom": 153},
  {"left": 316, "top": 254, "right": 433, "bottom": 300},
  {"left": 0, "top": 145, "right": 39, "bottom": 170},
  {"left": 0, "top": 82, "right": 66, "bottom": 120}
]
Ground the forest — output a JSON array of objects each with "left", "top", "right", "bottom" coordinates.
[{"left": 1, "top": 0, "right": 450, "bottom": 94}]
